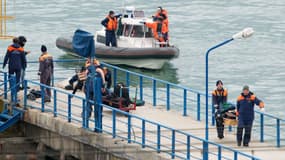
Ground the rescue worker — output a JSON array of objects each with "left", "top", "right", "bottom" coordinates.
[
  {"left": 153, "top": 6, "right": 168, "bottom": 21},
  {"left": 18, "top": 35, "right": 31, "bottom": 90},
  {"left": 3, "top": 37, "right": 26, "bottom": 92},
  {"left": 212, "top": 80, "right": 228, "bottom": 139},
  {"left": 67, "top": 66, "right": 87, "bottom": 95},
  {"left": 84, "top": 59, "right": 106, "bottom": 118},
  {"left": 143, "top": 16, "right": 168, "bottom": 47},
  {"left": 236, "top": 85, "right": 264, "bottom": 147},
  {"left": 153, "top": 6, "right": 169, "bottom": 41},
  {"left": 38, "top": 45, "right": 54, "bottom": 102},
  {"left": 101, "top": 11, "right": 122, "bottom": 47}
]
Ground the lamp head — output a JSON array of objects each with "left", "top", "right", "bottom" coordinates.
[{"left": 232, "top": 27, "right": 254, "bottom": 39}]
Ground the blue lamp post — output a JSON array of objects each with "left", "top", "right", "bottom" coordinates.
[{"left": 203, "top": 28, "right": 254, "bottom": 159}]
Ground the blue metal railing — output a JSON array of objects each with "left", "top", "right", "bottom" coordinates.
[
  {"left": 1, "top": 59, "right": 284, "bottom": 147},
  {"left": 21, "top": 79, "right": 260, "bottom": 160},
  {"left": 101, "top": 62, "right": 285, "bottom": 148}
]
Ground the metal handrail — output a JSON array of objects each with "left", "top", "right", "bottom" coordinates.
[
  {"left": 22, "top": 79, "right": 260, "bottom": 160},
  {"left": 1, "top": 58, "right": 284, "bottom": 148}
]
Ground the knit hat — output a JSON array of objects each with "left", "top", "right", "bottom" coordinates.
[
  {"left": 41, "top": 45, "right": 47, "bottom": 52},
  {"left": 243, "top": 85, "right": 249, "bottom": 91}
]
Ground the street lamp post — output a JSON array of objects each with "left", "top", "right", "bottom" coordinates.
[{"left": 203, "top": 28, "right": 254, "bottom": 160}]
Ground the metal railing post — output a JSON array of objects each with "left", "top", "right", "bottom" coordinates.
[
  {"left": 82, "top": 99, "right": 86, "bottom": 128},
  {"left": 68, "top": 94, "right": 71, "bottom": 122},
  {"left": 157, "top": 125, "right": 161, "bottom": 153},
  {"left": 171, "top": 129, "right": 175, "bottom": 159},
  {"left": 218, "top": 146, "right": 222, "bottom": 160},
  {"left": 277, "top": 119, "right": 280, "bottom": 147},
  {"left": 4, "top": 72, "right": 7, "bottom": 99},
  {"left": 183, "top": 89, "right": 187, "bottom": 116},
  {"left": 260, "top": 114, "right": 264, "bottom": 142},
  {"left": 23, "top": 80, "right": 27, "bottom": 110},
  {"left": 142, "top": 120, "right": 145, "bottom": 148},
  {"left": 53, "top": 90, "right": 57, "bottom": 117},
  {"left": 128, "top": 115, "right": 131, "bottom": 143},
  {"left": 95, "top": 77, "right": 103, "bottom": 133},
  {"left": 41, "top": 85, "right": 45, "bottom": 112},
  {"left": 197, "top": 93, "right": 201, "bottom": 121},
  {"left": 166, "top": 84, "right": 170, "bottom": 111},
  {"left": 139, "top": 76, "right": 143, "bottom": 101},
  {"left": 187, "top": 135, "right": 190, "bottom": 159},
  {"left": 112, "top": 110, "right": 116, "bottom": 138},
  {"left": 10, "top": 76, "right": 16, "bottom": 104},
  {"left": 234, "top": 151, "right": 238, "bottom": 160},
  {"left": 153, "top": 79, "right": 156, "bottom": 106},
  {"left": 203, "top": 140, "right": 208, "bottom": 160}
]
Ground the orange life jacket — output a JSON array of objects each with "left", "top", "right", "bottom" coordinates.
[
  {"left": 145, "top": 21, "right": 167, "bottom": 41},
  {"left": 106, "top": 15, "right": 118, "bottom": 31}
]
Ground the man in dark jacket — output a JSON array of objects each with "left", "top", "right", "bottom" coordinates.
[
  {"left": 212, "top": 80, "right": 228, "bottom": 139},
  {"left": 236, "top": 85, "right": 264, "bottom": 147},
  {"left": 38, "top": 45, "right": 54, "bottom": 102},
  {"left": 3, "top": 37, "right": 26, "bottom": 91}
]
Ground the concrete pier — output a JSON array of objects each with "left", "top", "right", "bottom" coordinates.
[{"left": 2, "top": 88, "right": 284, "bottom": 160}]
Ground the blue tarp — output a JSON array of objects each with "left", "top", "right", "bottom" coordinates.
[{"left": 72, "top": 29, "right": 95, "bottom": 58}]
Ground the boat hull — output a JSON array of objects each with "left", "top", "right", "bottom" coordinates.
[{"left": 56, "top": 37, "right": 179, "bottom": 69}]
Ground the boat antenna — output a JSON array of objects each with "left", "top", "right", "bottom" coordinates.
[{"left": 120, "top": 0, "right": 125, "bottom": 14}]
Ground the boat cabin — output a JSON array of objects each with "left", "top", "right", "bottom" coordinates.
[{"left": 96, "top": 6, "right": 165, "bottom": 48}]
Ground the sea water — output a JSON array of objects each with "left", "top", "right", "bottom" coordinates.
[{"left": 0, "top": 0, "right": 284, "bottom": 118}]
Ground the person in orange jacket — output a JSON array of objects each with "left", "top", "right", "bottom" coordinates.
[
  {"left": 212, "top": 80, "right": 228, "bottom": 139},
  {"left": 3, "top": 37, "right": 26, "bottom": 92},
  {"left": 101, "top": 10, "right": 122, "bottom": 47},
  {"left": 144, "top": 17, "right": 168, "bottom": 47},
  {"left": 38, "top": 45, "right": 54, "bottom": 102},
  {"left": 153, "top": 6, "right": 169, "bottom": 41},
  {"left": 236, "top": 85, "right": 264, "bottom": 147}
]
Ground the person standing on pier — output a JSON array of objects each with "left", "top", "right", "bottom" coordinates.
[
  {"left": 18, "top": 35, "right": 31, "bottom": 90},
  {"left": 212, "top": 80, "right": 228, "bottom": 139},
  {"left": 38, "top": 45, "right": 54, "bottom": 102},
  {"left": 236, "top": 85, "right": 264, "bottom": 147},
  {"left": 2, "top": 37, "right": 26, "bottom": 92}
]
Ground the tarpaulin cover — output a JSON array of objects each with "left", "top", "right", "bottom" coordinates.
[{"left": 72, "top": 29, "right": 95, "bottom": 58}]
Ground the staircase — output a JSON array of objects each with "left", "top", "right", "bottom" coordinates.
[{"left": 0, "top": 107, "right": 22, "bottom": 132}]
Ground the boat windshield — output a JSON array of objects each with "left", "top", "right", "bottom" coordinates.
[{"left": 123, "top": 24, "right": 152, "bottom": 38}]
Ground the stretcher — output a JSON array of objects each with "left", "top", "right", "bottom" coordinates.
[{"left": 102, "top": 84, "right": 137, "bottom": 112}]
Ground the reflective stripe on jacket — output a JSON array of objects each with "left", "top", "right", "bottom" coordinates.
[
  {"left": 236, "top": 92, "right": 264, "bottom": 121},
  {"left": 212, "top": 88, "right": 228, "bottom": 107},
  {"left": 3, "top": 44, "right": 26, "bottom": 70}
]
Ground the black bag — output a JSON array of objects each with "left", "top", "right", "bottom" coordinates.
[
  {"left": 27, "top": 89, "right": 46, "bottom": 101},
  {"left": 114, "top": 82, "right": 130, "bottom": 106}
]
